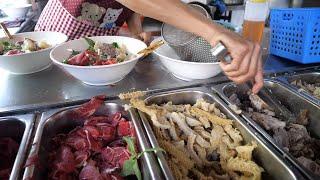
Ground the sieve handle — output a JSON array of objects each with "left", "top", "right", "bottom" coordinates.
[{"left": 210, "top": 42, "right": 232, "bottom": 63}]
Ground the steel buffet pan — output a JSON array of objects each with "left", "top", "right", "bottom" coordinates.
[
  {"left": 136, "top": 87, "right": 301, "bottom": 180},
  {"left": 0, "top": 114, "right": 35, "bottom": 180},
  {"left": 212, "top": 79, "right": 320, "bottom": 180},
  {"left": 23, "top": 100, "right": 163, "bottom": 180},
  {"left": 275, "top": 71, "right": 320, "bottom": 105}
]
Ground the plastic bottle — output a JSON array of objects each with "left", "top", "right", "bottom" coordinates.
[{"left": 242, "top": 0, "right": 269, "bottom": 43}]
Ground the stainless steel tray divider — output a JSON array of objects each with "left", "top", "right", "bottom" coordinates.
[
  {"left": 136, "top": 86, "right": 299, "bottom": 180},
  {"left": 212, "top": 79, "right": 319, "bottom": 180},
  {"left": 23, "top": 100, "right": 162, "bottom": 180},
  {"left": 0, "top": 114, "right": 35, "bottom": 180}
]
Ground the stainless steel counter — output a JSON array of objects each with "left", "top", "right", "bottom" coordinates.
[
  {"left": 1, "top": 29, "right": 320, "bottom": 115},
  {"left": 0, "top": 54, "right": 230, "bottom": 113}
]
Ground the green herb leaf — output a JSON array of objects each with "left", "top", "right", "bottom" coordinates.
[
  {"left": 132, "top": 159, "right": 142, "bottom": 180},
  {"left": 112, "top": 42, "right": 119, "bottom": 48},
  {"left": 62, "top": 59, "right": 69, "bottom": 64},
  {"left": 123, "top": 136, "right": 137, "bottom": 156},
  {"left": 121, "top": 137, "right": 164, "bottom": 180},
  {"left": 83, "top": 37, "right": 95, "bottom": 51},
  {"left": 121, "top": 157, "right": 136, "bottom": 176},
  {"left": 137, "top": 147, "right": 165, "bottom": 159},
  {"left": 71, "top": 50, "right": 81, "bottom": 56}
]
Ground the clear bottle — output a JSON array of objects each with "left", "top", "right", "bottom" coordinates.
[{"left": 242, "top": 0, "right": 269, "bottom": 44}]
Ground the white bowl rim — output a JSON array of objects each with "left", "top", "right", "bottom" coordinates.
[
  {"left": 153, "top": 41, "right": 220, "bottom": 65},
  {"left": 50, "top": 36, "right": 146, "bottom": 69},
  {"left": 0, "top": 31, "right": 68, "bottom": 57},
  {"left": 4, "top": 4, "right": 32, "bottom": 8},
  {"left": 1, "top": 3, "right": 32, "bottom": 9}
]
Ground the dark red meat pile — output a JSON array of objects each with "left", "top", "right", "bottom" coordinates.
[
  {"left": 0, "top": 137, "right": 19, "bottom": 180},
  {"left": 48, "top": 96, "right": 136, "bottom": 180}
]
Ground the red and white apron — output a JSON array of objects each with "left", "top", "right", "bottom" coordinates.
[{"left": 35, "top": 0, "right": 133, "bottom": 40}]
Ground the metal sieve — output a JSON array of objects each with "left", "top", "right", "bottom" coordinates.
[{"left": 161, "top": 4, "right": 231, "bottom": 63}]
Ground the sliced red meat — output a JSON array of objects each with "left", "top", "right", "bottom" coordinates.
[
  {"left": 79, "top": 161, "right": 103, "bottom": 180},
  {"left": 117, "top": 121, "right": 135, "bottom": 137},
  {"left": 50, "top": 170, "right": 74, "bottom": 180},
  {"left": 85, "top": 116, "right": 118, "bottom": 127},
  {"left": 85, "top": 116, "right": 109, "bottom": 126},
  {"left": 99, "top": 125, "right": 116, "bottom": 143},
  {"left": 110, "top": 174, "right": 124, "bottom": 180},
  {"left": 101, "top": 147, "right": 130, "bottom": 169},
  {"left": 112, "top": 112, "right": 122, "bottom": 123},
  {"left": 65, "top": 136, "right": 88, "bottom": 151},
  {"left": 66, "top": 51, "right": 90, "bottom": 66},
  {"left": 5, "top": 49, "right": 23, "bottom": 56},
  {"left": 24, "top": 153, "right": 39, "bottom": 168},
  {"left": 73, "top": 95, "right": 106, "bottom": 119},
  {"left": 74, "top": 150, "right": 90, "bottom": 167},
  {"left": 53, "top": 146, "right": 76, "bottom": 174},
  {"left": 83, "top": 130, "right": 103, "bottom": 152},
  {"left": 0, "top": 137, "right": 19, "bottom": 178},
  {"left": 108, "top": 139, "right": 125, "bottom": 147},
  {"left": 0, "top": 168, "right": 11, "bottom": 179},
  {"left": 83, "top": 126, "right": 100, "bottom": 139}
]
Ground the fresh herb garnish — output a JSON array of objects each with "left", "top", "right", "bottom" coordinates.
[
  {"left": 112, "top": 42, "right": 119, "bottom": 48},
  {"left": 0, "top": 41, "right": 22, "bottom": 54},
  {"left": 121, "top": 137, "right": 164, "bottom": 180},
  {"left": 62, "top": 59, "right": 69, "bottom": 64},
  {"left": 83, "top": 37, "right": 95, "bottom": 51},
  {"left": 70, "top": 50, "right": 81, "bottom": 56}
]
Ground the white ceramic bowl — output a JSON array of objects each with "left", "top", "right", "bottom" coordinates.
[
  {"left": 153, "top": 38, "right": 222, "bottom": 81},
  {"left": 50, "top": 36, "right": 147, "bottom": 86},
  {"left": 0, "top": 31, "right": 68, "bottom": 74},
  {"left": 1, "top": 3, "right": 32, "bottom": 19}
]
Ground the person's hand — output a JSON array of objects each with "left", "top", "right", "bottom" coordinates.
[
  {"left": 132, "top": 32, "right": 152, "bottom": 45},
  {"left": 209, "top": 28, "right": 264, "bottom": 94}
]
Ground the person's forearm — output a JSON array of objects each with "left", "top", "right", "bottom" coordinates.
[
  {"left": 126, "top": 13, "right": 143, "bottom": 36},
  {"left": 116, "top": 0, "right": 223, "bottom": 42}
]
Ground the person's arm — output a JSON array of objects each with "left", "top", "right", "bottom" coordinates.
[
  {"left": 126, "top": 13, "right": 151, "bottom": 44},
  {"left": 117, "top": 0, "right": 263, "bottom": 93}
]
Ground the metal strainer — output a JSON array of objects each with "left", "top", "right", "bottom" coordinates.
[{"left": 161, "top": 4, "right": 231, "bottom": 63}]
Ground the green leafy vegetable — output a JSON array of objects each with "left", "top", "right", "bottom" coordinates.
[
  {"left": 112, "top": 42, "right": 119, "bottom": 48},
  {"left": 62, "top": 59, "right": 69, "bottom": 64},
  {"left": 0, "top": 41, "right": 22, "bottom": 54},
  {"left": 83, "top": 37, "right": 95, "bottom": 51},
  {"left": 70, "top": 50, "right": 81, "bottom": 56},
  {"left": 121, "top": 137, "right": 165, "bottom": 180}
]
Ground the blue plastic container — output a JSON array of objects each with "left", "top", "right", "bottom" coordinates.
[{"left": 270, "top": 8, "right": 320, "bottom": 64}]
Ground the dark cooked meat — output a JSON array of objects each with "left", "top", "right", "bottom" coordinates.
[
  {"left": 297, "top": 157, "right": 320, "bottom": 175},
  {"left": 0, "top": 137, "right": 19, "bottom": 180},
  {"left": 26, "top": 96, "right": 135, "bottom": 179},
  {"left": 291, "top": 79, "right": 320, "bottom": 99},
  {"left": 99, "top": 43, "right": 117, "bottom": 58},
  {"left": 273, "top": 128, "right": 289, "bottom": 151},
  {"left": 295, "top": 109, "right": 309, "bottom": 126},
  {"left": 229, "top": 91, "right": 320, "bottom": 175},
  {"left": 251, "top": 112, "right": 286, "bottom": 130}
]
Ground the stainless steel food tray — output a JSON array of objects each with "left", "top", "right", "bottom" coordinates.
[
  {"left": 0, "top": 114, "right": 35, "bottom": 180},
  {"left": 23, "top": 100, "right": 163, "bottom": 180},
  {"left": 137, "top": 87, "right": 301, "bottom": 180},
  {"left": 274, "top": 71, "right": 320, "bottom": 105},
  {"left": 212, "top": 79, "right": 320, "bottom": 180}
]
